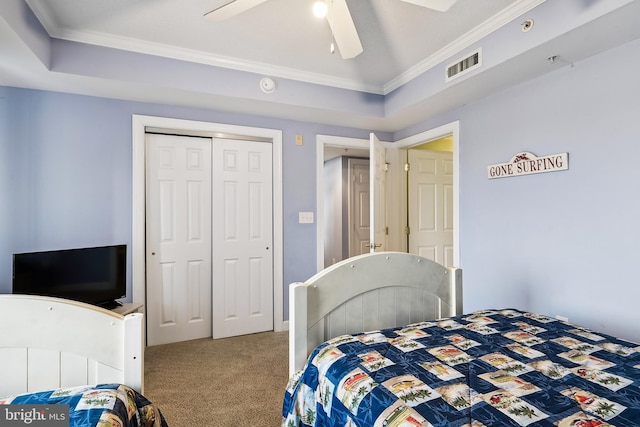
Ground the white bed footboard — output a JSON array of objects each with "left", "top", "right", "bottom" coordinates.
[
  {"left": 0, "top": 295, "right": 144, "bottom": 396},
  {"left": 289, "top": 252, "right": 462, "bottom": 375}
]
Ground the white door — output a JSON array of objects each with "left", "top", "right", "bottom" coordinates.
[
  {"left": 408, "top": 149, "right": 454, "bottom": 267},
  {"left": 369, "top": 133, "right": 387, "bottom": 252},
  {"left": 212, "top": 138, "right": 273, "bottom": 339},
  {"left": 348, "top": 158, "right": 370, "bottom": 256},
  {"left": 145, "top": 133, "right": 212, "bottom": 346}
]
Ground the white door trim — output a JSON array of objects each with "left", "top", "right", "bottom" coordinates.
[{"left": 132, "top": 114, "right": 284, "bottom": 334}]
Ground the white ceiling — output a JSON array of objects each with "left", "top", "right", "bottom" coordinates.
[
  {"left": 2, "top": 0, "right": 639, "bottom": 132},
  {"left": 23, "top": 0, "right": 517, "bottom": 93}
]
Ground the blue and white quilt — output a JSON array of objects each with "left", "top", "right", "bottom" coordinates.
[
  {"left": 282, "top": 309, "right": 640, "bottom": 426},
  {"left": 1, "top": 384, "right": 169, "bottom": 427}
]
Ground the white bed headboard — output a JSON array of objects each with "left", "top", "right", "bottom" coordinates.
[
  {"left": 289, "top": 252, "right": 462, "bottom": 375},
  {"left": 0, "top": 295, "right": 144, "bottom": 396}
]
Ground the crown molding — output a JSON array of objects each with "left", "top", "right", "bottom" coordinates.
[
  {"left": 25, "top": 0, "right": 381, "bottom": 93},
  {"left": 53, "top": 27, "right": 383, "bottom": 93},
  {"left": 383, "top": 0, "right": 546, "bottom": 94},
  {"left": 26, "top": 0, "right": 546, "bottom": 96}
]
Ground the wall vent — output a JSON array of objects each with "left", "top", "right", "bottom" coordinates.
[{"left": 446, "top": 48, "right": 482, "bottom": 82}]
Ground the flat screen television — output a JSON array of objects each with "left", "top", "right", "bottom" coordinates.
[{"left": 12, "top": 244, "right": 126, "bottom": 309}]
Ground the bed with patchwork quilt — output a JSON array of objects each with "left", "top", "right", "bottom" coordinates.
[
  {"left": 1, "top": 384, "right": 168, "bottom": 427},
  {"left": 282, "top": 308, "right": 640, "bottom": 427},
  {"left": 0, "top": 295, "right": 169, "bottom": 427}
]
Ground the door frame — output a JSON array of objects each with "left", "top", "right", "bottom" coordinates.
[
  {"left": 316, "top": 121, "right": 460, "bottom": 270},
  {"left": 132, "top": 114, "right": 284, "bottom": 335},
  {"left": 316, "top": 135, "right": 369, "bottom": 271},
  {"left": 396, "top": 121, "right": 460, "bottom": 267}
]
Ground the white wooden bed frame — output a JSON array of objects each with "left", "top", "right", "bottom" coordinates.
[
  {"left": 0, "top": 295, "right": 144, "bottom": 397},
  {"left": 289, "top": 252, "right": 462, "bottom": 376}
]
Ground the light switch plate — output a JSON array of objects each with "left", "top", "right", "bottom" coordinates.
[{"left": 298, "top": 212, "right": 314, "bottom": 224}]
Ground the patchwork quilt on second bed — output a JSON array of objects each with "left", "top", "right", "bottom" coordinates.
[{"left": 283, "top": 308, "right": 640, "bottom": 427}]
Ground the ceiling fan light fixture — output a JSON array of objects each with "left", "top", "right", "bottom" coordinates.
[{"left": 313, "top": 1, "right": 328, "bottom": 18}]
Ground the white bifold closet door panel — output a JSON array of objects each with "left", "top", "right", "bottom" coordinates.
[
  {"left": 212, "top": 138, "right": 273, "bottom": 339},
  {"left": 146, "top": 133, "right": 212, "bottom": 346}
]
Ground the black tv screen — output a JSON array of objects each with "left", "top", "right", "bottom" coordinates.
[{"left": 12, "top": 245, "right": 126, "bottom": 308}]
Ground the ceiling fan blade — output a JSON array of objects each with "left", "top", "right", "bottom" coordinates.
[
  {"left": 326, "top": 0, "right": 363, "bottom": 59},
  {"left": 204, "top": 0, "right": 270, "bottom": 22},
  {"left": 399, "top": 0, "right": 457, "bottom": 12}
]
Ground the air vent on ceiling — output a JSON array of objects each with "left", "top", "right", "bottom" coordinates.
[{"left": 446, "top": 48, "right": 482, "bottom": 82}]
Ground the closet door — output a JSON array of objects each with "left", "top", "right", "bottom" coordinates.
[
  {"left": 211, "top": 138, "right": 273, "bottom": 339},
  {"left": 146, "top": 133, "right": 212, "bottom": 346}
]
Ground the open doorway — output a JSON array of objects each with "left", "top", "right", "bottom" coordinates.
[
  {"left": 317, "top": 121, "right": 460, "bottom": 272},
  {"left": 316, "top": 136, "right": 368, "bottom": 270},
  {"left": 321, "top": 141, "right": 369, "bottom": 267}
]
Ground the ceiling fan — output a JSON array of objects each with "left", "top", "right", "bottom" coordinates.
[{"left": 204, "top": 0, "right": 457, "bottom": 59}]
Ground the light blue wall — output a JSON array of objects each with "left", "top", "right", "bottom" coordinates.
[
  {"left": 2, "top": 36, "right": 639, "bottom": 343},
  {"left": 405, "top": 37, "right": 640, "bottom": 343},
  {"left": 0, "top": 86, "right": 391, "bottom": 321}
]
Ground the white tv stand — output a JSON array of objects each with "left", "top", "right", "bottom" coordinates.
[{"left": 112, "top": 302, "right": 143, "bottom": 316}]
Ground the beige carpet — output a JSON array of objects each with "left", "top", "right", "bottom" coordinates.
[{"left": 144, "top": 331, "right": 289, "bottom": 427}]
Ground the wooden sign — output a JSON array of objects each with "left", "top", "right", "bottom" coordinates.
[{"left": 488, "top": 151, "right": 568, "bottom": 179}]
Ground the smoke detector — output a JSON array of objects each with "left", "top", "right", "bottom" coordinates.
[{"left": 260, "top": 77, "right": 276, "bottom": 94}]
